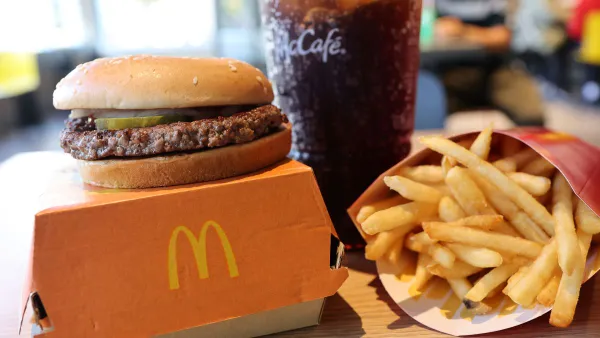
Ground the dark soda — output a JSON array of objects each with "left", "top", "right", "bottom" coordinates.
[{"left": 260, "top": 0, "right": 422, "bottom": 247}]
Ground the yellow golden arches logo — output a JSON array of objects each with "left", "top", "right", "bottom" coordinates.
[{"left": 168, "top": 221, "right": 239, "bottom": 290}]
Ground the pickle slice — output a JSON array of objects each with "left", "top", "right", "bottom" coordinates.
[{"left": 95, "top": 115, "right": 188, "bottom": 130}]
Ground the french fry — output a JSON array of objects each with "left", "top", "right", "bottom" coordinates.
[
  {"left": 470, "top": 172, "right": 549, "bottom": 243},
  {"left": 412, "top": 253, "right": 433, "bottom": 291},
  {"left": 399, "top": 165, "right": 444, "bottom": 184},
  {"left": 445, "top": 243, "right": 503, "bottom": 268},
  {"left": 438, "top": 196, "right": 466, "bottom": 222},
  {"left": 441, "top": 156, "right": 455, "bottom": 176},
  {"left": 423, "top": 223, "right": 543, "bottom": 258},
  {"left": 365, "top": 226, "right": 413, "bottom": 261},
  {"left": 447, "top": 278, "right": 491, "bottom": 315},
  {"left": 427, "top": 260, "right": 482, "bottom": 278},
  {"left": 470, "top": 126, "right": 493, "bottom": 160},
  {"left": 537, "top": 270, "right": 561, "bottom": 307},
  {"left": 507, "top": 240, "right": 558, "bottom": 307},
  {"left": 383, "top": 176, "right": 443, "bottom": 204},
  {"left": 486, "top": 282, "right": 505, "bottom": 299},
  {"left": 356, "top": 195, "right": 405, "bottom": 223},
  {"left": 552, "top": 172, "right": 582, "bottom": 275},
  {"left": 433, "top": 184, "right": 452, "bottom": 196},
  {"left": 465, "top": 263, "right": 522, "bottom": 302},
  {"left": 575, "top": 198, "right": 600, "bottom": 235},
  {"left": 405, "top": 232, "right": 456, "bottom": 268},
  {"left": 361, "top": 202, "right": 436, "bottom": 235},
  {"left": 493, "top": 159, "right": 517, "bottom": 173},
  {"left": 507, "top": 172, "right": 551, "bottom": 197},
  {"left": 445, "top": 167, "right": 490, "bottom": 215},
  {"left": 503, "top": 148, "right": 538, "bottom": 169},
  {"left": 423, "top": 215, "right": 503, "bottom": 231},
  {"left": 419, "top": 136, "right": 555, "bottom": 235},
  {"left": 386, "top": 247, "right": 413, "bottom": 274},
  {"left": 405, "top": 231, "right": 436, "bottom": 250},
  {"left": 522, "top": 157, "right": 556, "bottom": 177},
  {"left": 504, "top": 266, "right": 529, "bottom": 295},
  {"left": 550, "top": 228, "right": 593, "bottom": 327}
]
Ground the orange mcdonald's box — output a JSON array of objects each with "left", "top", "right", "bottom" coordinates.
[
  {"left": 3, "top": 152, "right": 347, "bottom": 337},
  {"left": 348, "top": 128, "right": 600, "bottom": 336}
]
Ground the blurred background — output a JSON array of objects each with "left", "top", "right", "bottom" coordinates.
[{"left": 1, "top": 0, "right": 600, "bottom": 161}]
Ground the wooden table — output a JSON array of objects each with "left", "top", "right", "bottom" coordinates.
[{"left": 2, "top": 115, "right": 599, "bottom": 337}]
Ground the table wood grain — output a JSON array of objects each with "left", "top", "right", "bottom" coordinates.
[{"left": 2, "top": 113, "right": 598, "bottom": 337}]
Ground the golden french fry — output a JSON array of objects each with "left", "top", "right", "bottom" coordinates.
[
  {"left": 429, "top": 243, "right": 456, "bottom": 269},
  {"left": 427, "top": 260, "right": 481, "bottom": 278},
  {"left": 575, "top": 198, "right": 600, "bottom": 235},
  {"left": 550, "top": 228, "right": 593, "bottom": 327},
  {"left": 552, "top": 172, "right": 582, "bottom": 275},
  {"left": 423, "top": 223, "right": 543, "bottom": 258},
  {"left": 486, "top": 282, "right": 506, "bottom": 299},
  {"left": 537, "top": 270, "right": 561, "bottom": 307},
  {"left": 470, "top": 126, "right": 493, "bottom": 160},
  {"left": 522, "top": 157, "right": 556, "bottom": 177},
  {"left": 399, "top": 165, "right": 444, "bottom": 184},
  {"left": 446, "top": 166, "right": 520, "bottom": 236},
  {"left": 438, "top": 196, "right": 466, "bottom": 222},
  {"left": 386, "top": 247, "right": 413, "bottom": 274},
  {"left": 433, "top": 184, "right": 452, "bottom": 196},
  {"left": 492, "top": 159, "right": 517, "bottom": 173},
  {"left": 412, "top": 253, "right": 433, "bottom": 291},
  {"left": 503, "top": 266, "right": 529, "bottom": 295},
  {"left": 405, "top": 231, "right": 436, "bottom": 251},
  {"left": 470, "top": 172, "right": 549, "bottom": 243},
  {"left": 424, "top": 215, "right": 503, "bottom": 231},
  {"left": 465, "top": 263, "right": 522, "bottom": 302},
  {"left": 507, "top": 240, "right": 558, "bottom": 307},
  {"left": 419, "top": 136, "right": 555, "bottom": 235},
  {"left": 507, "top": 172, "right": 551, "bottom": 197},
  {"left": 441, "top": 156, "right": 455, "bottom": 176},
  {"left": 361, "top": 202, "right": 436, "bottom": 235},
  {"left": 445, "top": 166, "right": 489, "bottom": 215},
  {"left": 447, "top": 278, "right": 491, "bottom": 315},
  {"left": 365, "top": 227, "right": 412, "bottom": 261},
  {"left": 505, "top": 148, "right": 538, "bottom": 169},
  {"left": 405, "top": 232, "right": 455, "bottom": 268},
  {"left": 356, "top": 195, "right": 405, "bottom": 223},
  {"left": 383, "top": 176, "right": 443, "bottom": 204},
  {"left": 445, "top": 243, "right": 503, "bottom": 268}
]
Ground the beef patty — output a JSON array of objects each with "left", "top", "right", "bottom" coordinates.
[{"left": 60, "top": 104, "right": 287, "bottom": 161}]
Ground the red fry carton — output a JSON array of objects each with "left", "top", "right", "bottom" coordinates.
[
  {"left": 348, "top": 127, "right": 600, "bottom": 336},
  {"left": 3, "top": 152, "right": 347, "bottom": 337}
]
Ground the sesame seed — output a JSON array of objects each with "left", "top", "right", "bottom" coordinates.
[{"left": 193, "top": 76, "right": 198, "bottom": 85}]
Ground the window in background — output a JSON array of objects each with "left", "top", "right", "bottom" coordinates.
[
  {"left": 94, "top": 0, "right": 217, "bottom": 57},
  {"left": 0, "top": 0, "right": 88, "bottom": 52},
  {"left": 216, "top": 0, "right": 264, "bottom": 65}
]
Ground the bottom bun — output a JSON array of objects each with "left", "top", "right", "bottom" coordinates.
[{"left": 77, "top": 124, "right": 292, "bottom": 188}]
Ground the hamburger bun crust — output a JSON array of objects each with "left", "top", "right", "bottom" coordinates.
[
  {"left": 53, "top": 56, "right": 274, "bottom": 110},
  {"left": 77, "top": 124, "right": 291, "bottom": 188}
]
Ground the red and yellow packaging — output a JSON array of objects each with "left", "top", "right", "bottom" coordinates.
[
  {"left": 5, "top": 153, "right": 347, "bottom": 337},
  {"left": 348, "top": 127, "right": 600, "bottom": 336}
]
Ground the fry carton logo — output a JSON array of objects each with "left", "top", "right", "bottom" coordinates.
[{"left": 168, "top": 221, "right": 239, "bottom": 290}]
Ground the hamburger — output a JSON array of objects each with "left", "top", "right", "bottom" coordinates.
[{"left": 54, "top": 55, "right": 291, "bottom": 188}]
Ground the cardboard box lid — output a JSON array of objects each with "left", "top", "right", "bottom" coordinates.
[{"left": 5, "top": 152, "right": 347, "bottom": 337}]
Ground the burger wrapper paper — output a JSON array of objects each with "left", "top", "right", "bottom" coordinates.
[{"left": 348, "top": 128, "right": 600, "bottom": 336}]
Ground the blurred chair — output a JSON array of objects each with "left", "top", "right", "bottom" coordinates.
[{"left": 414, "top": 70, "right": 447, "bottom": 130}]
